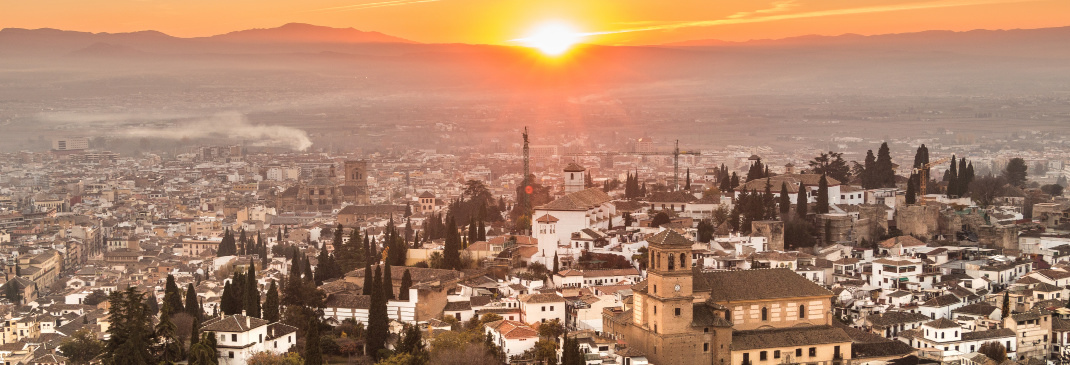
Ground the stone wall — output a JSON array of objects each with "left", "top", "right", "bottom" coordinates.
[
  {"left": 895, "top": 205, "right": 940, "bottom": 238},
  {"left": 752, "top": 220, "right": 785, "bottom": 251}
]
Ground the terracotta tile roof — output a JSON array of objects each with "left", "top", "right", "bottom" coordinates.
[
  {"left": 323, "top": 293, "right": 371, "bottom": 309},
  {"left": 537, "top": 188, "right": 611, "bottom": 211},
  {"left": 696, "top": 268, "right": 832, "bottom": 302},
  {"left": 646, "top": 229, "right": 692, "bottom": 247},
  {"left": 731, "top": 325, "right": 852, "bottom": 351},
  {"left": 866, "top": 311, "right": 931, "bottom": 327},
  {"left": 519, "top": 293, "right": 564, "bottom": 304},
  {"left": 485, "top": 319, "right": 539, "bottom": 339},
  {"left": 921, "top": 294, "right": 961, "bottom": 307},
  {"left": 961, "top": 328, "right": 1015, "bottom": 341},
  {"left": 535, "top": 214, "right": 559, "bottom": 223},
  {"left": 201, "top": 314, "right": 270, "bottom": 333},
  {"left": 923, "top": 318, "right": 960, "bottom": 329}
]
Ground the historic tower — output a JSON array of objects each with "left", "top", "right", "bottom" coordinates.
[
  {"left": 564, "top": 163, "right": 586, "bottom": 194},
  {"left": 642, "top": 229, "right": 695, "bottom": 335},
  {"left": 344, "top": 160, "right": 368, "bottom": 188}
]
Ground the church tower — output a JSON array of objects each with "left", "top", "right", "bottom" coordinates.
[
  {"left": 641, "top": 229, "right": 695, "bottom": 334},
  {"left": 344, "top": 160, "right": 367, "bottom": 188},
  {"left": 563, "top": 163, "right": 586, "bottom": 194}
]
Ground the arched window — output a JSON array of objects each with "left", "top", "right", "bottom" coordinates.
[
  {"left": 668, "top": 254, "right": 675, "bottom": 271},
  {"left": 680, "top": 253, "right": 687, "bottom": 269},
  {"left": 799, "top": 305, "right": 806, "bottom": 319},
  {"left": 761, "top": 307, "right": 768, "bottom": 321},
  {"left": 655, "top": 252, "right": 660, "bottom": 269}
]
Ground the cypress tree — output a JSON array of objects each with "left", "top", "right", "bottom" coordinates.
[
  {"left": 362, "top": 261, "right": 374, "bottom": 296},
  {"left": 685, "top": 168, "right": 691, "bottom": 190},
  {"left": 875, "top": 142, "right": 895, "bottom": 188},
  {"left": 906, "top": 174, "right": 917, "bottom": 204},
  {"left": 315, "top": 247, "right": 331, "bottom": 286},
  {"left": 477, "top": 219, "right": 486, "bottom": 241},
  {"left": 954, "top": 155, "right": 963, "bottom": 198},
  {"left": 144, "top": 292, "right": 159, "bottom": 317},
  {"left": 1002, "top": 291, "right": 1010, "bottom": 319},
  {"left": 817, "top": 174, "right": 830, "bottom": 214},
  {"left": 263, "top": 280, "right": 280, "bottom": 323},
  {"left": 155, "top": 301, "right": 182, "bottom": 363},
  {"left": 185, "top": 283, "right": 200, "bottom": 319},
  {"left": 302, "top": 255, "right": 314, "bottom": 280},
  {"left": 553, "top": 252, "right": 560, "bottom": 274},
  {"left": 238, "top": 229, "right": 247, "bottom": 256},
  {"left": 164, "top": 274, "right": 184, "bottom": 314},
  {"left": 244, "top": 261, "right": 261, "bottom": 318},
  {"left": 383, "top": 259, "right": 394, "bottom": 301},
  {"left": 367, "top": 266, "right": 388, "bottom": 360},
  {"left": 220, "top": 281, "right": 237, "bottom": 315},
  {"left": 443, "top": 216, "right": 461, "bottom": 270},
  {"left": 305, "top": 317, "right": 323, "bottom": 365},
  {"left": 862, "top": 150, "right": 877, "bottom": 189},
  {"left": 468, "top": 217, "right": 478, "bottom": 245},
  {"left": 796, "top": 184, "right": 808, "bottom": 219},
  {"left": 779, "top": 182, "right": 791, "bottom": 218},
  {"left": 399, "top": 269, "right": 412, "bottom": 301}
]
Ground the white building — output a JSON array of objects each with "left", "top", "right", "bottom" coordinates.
[
  {"left": 202, "top": 314, "right": 298, "bottom": 365},
  {"left": 485, "top": 320, "right": 540, "bottom": 362},
  {"left": 322, "top": 289, "right": 418, "bottom": 324},
  {"left": 519, "top": 293, "right": 566, "bottom": 324},
  {"left": 532, "top": 187, "right": 615, "bottom": 267},
  {"left": 902, "top": 318, "right": 1016, "bottom": 361}
]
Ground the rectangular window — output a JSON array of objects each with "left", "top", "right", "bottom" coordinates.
[
  {"left": 542, "top": 306, "right": 546, "bottom": 312},
  {"left": 796, "top": 349, "right": 802, "bottom": 357},
  {"left": 760, "top": 351, "right": 767, "bottom": 361},
  {"left": 550, "top": 306, "right": 554, "bottom": 311},
  {"left": 703, "top": 343, "right": 709, "bottom": 352},
  {"left": 774, "top": 350, "right": 781, "bottom": 359},
  {"left": 229, "top": 352, "right": 234, "bottom": 359},
  {"left": 809, "top": 347, "right": 816, "bottom": 357},
  {"left": 743, "top": 353, "right": 749, "bottom": 363},
  {"left": 232, "top": 334, "right": 237, "bottom": 342},
  {"left": 675, "top": 308, "right": 681, "bottom": 316}
]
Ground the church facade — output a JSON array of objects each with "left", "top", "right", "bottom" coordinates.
[
  {"left": 276, "top": 160, "right": 370, "bottom": 212},
  {"left": 604, "top": 230, "right": 853, "bottom": 365}
]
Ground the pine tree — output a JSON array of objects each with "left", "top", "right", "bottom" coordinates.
[
  {"left": 399, "top": 269, "right": 412, "bottom": 301},
  {"left": 796, "top": 184, "right": 808, "bottom": 219},
  {"left": 263, "top": 280, "right": 280, "bottom": 322},
  {"left": 188, "top": 332, "right": 218, "bottom": 365},
  {"left": 779, "top": 182, "right": 791, "bottom": 218},
  {"left": 105, "top": 288, "right": 155, "bottom": 365},
  {"left": 305, "top": 317, "right": 323, "bottom": 365},
  {"left": 154, "top": 301, "right": 182, "bottom": 363},
  {"left": 816, "top": 174, "right": 830, "bottom": 214},
  {"left": 185, "top": 283, "right": 201, "bottom": 319}
]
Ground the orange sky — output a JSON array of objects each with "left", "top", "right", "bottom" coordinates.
[{"left": 3, "top": 0, "right": 1069, "bottom": 45}]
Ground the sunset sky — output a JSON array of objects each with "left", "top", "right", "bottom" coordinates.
[{"left": 3, "top": 0, "right": 1069, "bottom": 45}]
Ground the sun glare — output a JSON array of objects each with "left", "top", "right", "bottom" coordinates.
[{"left": 517, "top": 22, "right": 584, "bottom": 56}]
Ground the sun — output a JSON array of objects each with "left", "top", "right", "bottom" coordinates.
[{"left": 516, "top": 21, "right": 584, "bottom": 56}]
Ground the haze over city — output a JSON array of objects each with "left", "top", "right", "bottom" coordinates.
[{"left": 1, "top": 1, "right": 1070, "bottom": 364}]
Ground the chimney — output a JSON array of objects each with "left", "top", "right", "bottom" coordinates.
[{"left": 246, "top": 316, "right": 250, "bottom": 328}]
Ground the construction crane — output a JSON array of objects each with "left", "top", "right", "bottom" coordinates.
[
  {"left": 911, "top": 156, "right": 951, "bottom": 205},
  {"left": 566, "top": 139, "right": 700, "bottom": 191}
]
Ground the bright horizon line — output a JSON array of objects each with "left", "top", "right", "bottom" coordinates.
[{"left": 7, "top": 22, "right": 1070, "bottom": 47}]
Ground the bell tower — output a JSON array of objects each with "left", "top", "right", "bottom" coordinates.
[
  {"left": 563, "top": 163, "right": 586, "bottom": 194},
  {"left": 344, "top": 160, "right": 368, "bottom": 188},
  {"left": 644, "top": 229, "right": 694, "bottom": 334}
]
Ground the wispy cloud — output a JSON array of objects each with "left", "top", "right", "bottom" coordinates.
[
  {"left": 306, "top": 0, "right": 440, "bottom": 13},
  {"left": 727, "top": 0, "right": 799, "bottom": 19},
  {"left": 564, "top": 0, "right": 1041, "bottom": 40}
]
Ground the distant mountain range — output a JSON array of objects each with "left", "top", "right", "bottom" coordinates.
[
  {"left": 659, "top": 26, "right": 1070, "bottom": 48},
  {"left": 204, "top": 23, "right": 413, "bottom": 44}
]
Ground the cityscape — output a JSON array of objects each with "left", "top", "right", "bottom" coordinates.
[{"left": 2, "top": 1, "right": 1070, "bottom": 365}]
